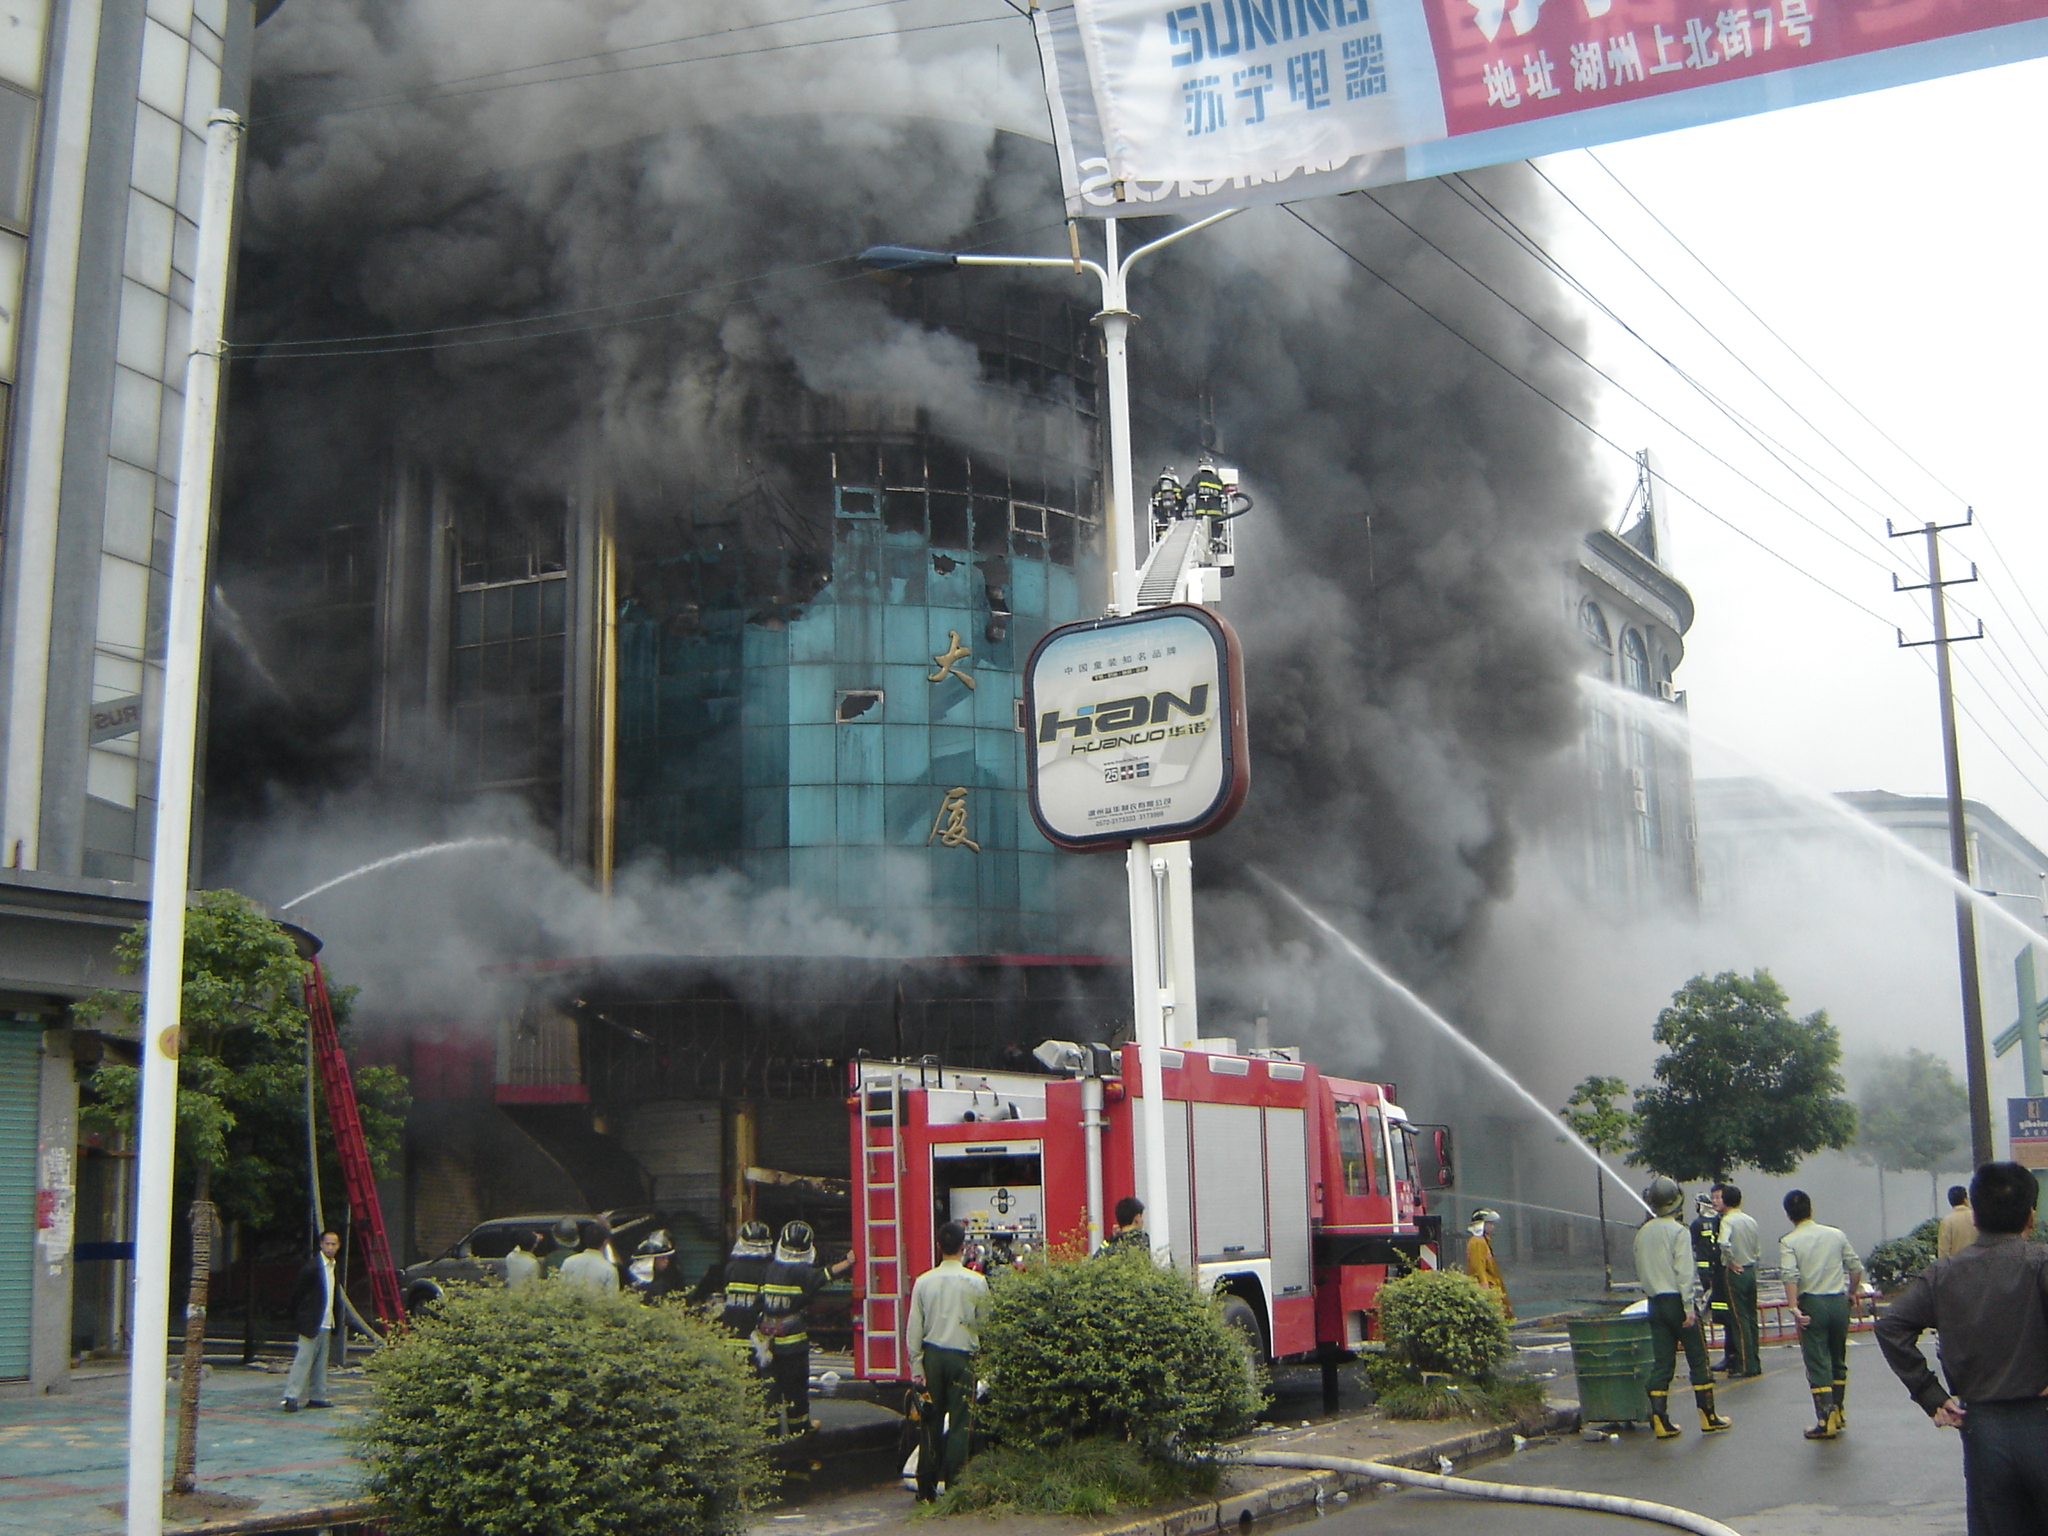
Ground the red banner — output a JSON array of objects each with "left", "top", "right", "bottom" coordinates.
[{"left": 1423, "top": 0, "right": 2048, "bottom": 138}]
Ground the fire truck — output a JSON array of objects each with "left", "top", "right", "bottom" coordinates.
[{"left": 846, "top": 1040, "right": 1453, "bottom": 1378}]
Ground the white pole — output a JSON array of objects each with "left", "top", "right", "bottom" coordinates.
[
  {"left": 1094, "top": 216, "right": 1175, "bottom": 1262},
  {"left": 125, "top": 109, "right": 245, "bottom": 1536}
]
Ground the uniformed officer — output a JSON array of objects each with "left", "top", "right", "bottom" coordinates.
[
  {"left": 1465, "top": 1209, "right": 1513, "bottom": 1322},
  {"left": 712, "top": 1220, "right": 776, "bottom": 1336},
  {"left": 757, "top": 1220, "right": 853, "bottom": 1434},
  {"left": 1779, "top": 1189, "right": 1864, "bottom": 1440},
  {"left": 1714, "top": 1185, "right": 1764, "bottom": 1378},
  {"left": 1634, "top": 1176, "right": 1733, "bottom": 1439}
]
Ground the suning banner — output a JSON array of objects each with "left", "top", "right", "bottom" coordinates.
[{"left": 1034, "top": 0, "right": 2048, "bottom": 216}]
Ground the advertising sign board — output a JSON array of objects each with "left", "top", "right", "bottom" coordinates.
[
  {"left": 2011, "top": 1097, "right": 2048, "bottom": 1170},
  {"left": 1036, "top": 0, "right": 2048, "bottom": 217},
  {"left": 1024, "top": 605, "right": 1249, "bottom": 850}
]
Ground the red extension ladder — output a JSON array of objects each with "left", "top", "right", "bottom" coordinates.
[{"left": 304, "top": 960, "right": 405, "bottom": 1327}]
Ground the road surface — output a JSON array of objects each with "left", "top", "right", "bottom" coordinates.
[{"left": 1306, "top": 1334, "right": 1967, "bottom": 1535}]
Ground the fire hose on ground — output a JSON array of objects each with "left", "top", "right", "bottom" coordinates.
[{"left": 1237, "top": 1449, "right": 1741, "bottom": 1536}]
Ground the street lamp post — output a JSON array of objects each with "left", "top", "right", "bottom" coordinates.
[{"left": 860, "top": 211, "right": 1239, "bottom": 1264}]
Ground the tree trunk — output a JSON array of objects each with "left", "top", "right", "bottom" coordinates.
[
  {"left": 171, "top": 1164, "right": 215, "bottom": 1494},
  {"left": 1596, "top": 1169, "right": 1611, "bottom": 1291},
  {"left": 1876, "top": 1165, "right": 1887, "bottom": 1243},
  {"left": 241, "top": 1236, "right": 257, "bottom": 1366}
]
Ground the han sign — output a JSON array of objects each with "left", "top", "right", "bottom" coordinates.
[{"left": 1025, "top": 605, "right": 1249, "bottom": 851}]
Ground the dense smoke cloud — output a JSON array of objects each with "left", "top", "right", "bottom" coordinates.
[{"left": 213, "top": 0, "right": 1609, "bottom": 1040}]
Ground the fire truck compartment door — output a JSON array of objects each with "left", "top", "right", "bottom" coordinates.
[
  {"left": 1132, "top": 1100, "right": 1193, "bottom": 1262},
  {"left": 947, "top": 1185, "right": 1044, "bottom": 1235},
  {"left": 1265, "top": 1107, "right": 1311, "bottom": 1298},
  {"left": 1193, "top": 1103, "right": 1266, "bottom": 1262}
]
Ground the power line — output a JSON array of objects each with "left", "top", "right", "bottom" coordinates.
[
  {"left": 1360, "top": 185, "right": 1898, "bottom": 581},
  {"left": 1278, "top": 203, "right": 1898, "bottom": 631},
  {"left": 254, "top": 9, "right": 1018, "bottom": 128},
  {"left": 1450, "top": 171, "right": 1914, "bottom": 563},
  {"left": 237, "top": 215, "right": 1069, "bottom": 360}
]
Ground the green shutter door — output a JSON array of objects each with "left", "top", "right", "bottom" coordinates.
[{"left": 0, "top": 1027, "right": 41, "bottom": 1379}]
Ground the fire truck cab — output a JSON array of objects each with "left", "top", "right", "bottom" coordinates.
[{"left": 848, "top": 1041, "right": 1450, "bottom": 1379}]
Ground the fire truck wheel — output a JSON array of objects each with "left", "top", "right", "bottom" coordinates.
[{"left": 1219, "top": 1295, "right": 1268, "bottom": 1366}]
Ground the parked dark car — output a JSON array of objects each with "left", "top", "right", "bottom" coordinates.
[{"left": 400, "top": 1208, "right": 665, "bottom": 1312}]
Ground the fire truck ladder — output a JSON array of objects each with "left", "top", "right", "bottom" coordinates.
[
  {"left": 856, "top": 1065, "right": 908, "bottom": 1378},
  {"left": 304, "top": 959, "right": 405, "bottom": 1328}
]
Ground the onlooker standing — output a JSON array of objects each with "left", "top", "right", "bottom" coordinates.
[
  {"left": 757, "top": 1220, "right": 853, "bottom": 1433},
  {"left": 1938, "top": 1184, "right": 1978, "bottom": 1259},
  {"left": 1877, "top": 1161, "right": 2048, "bottom": 1535},
  {"left": 503, "top": 1230, "right": 541, "bottom": 1290},
  {"left": 280, "top": 1230, "right": 341, "bottom": 1412},
  {"left": 905, "top": 1220, "right": 989, "bottom": 1502},
  {"left": 1102, "top": 1196, "right": 1149, "bottom": 1255},
  {"left": 1780, "top": 1189, "right": 1864, "bottom": 1440},
  {"left": 1633, "top": 1177, "right": 1732, "bottom": 1439},
  {"left": 560, "top": 1220, "right": 620, "bottom": 1293},
  {"left": 1714, "top": 1185, "right": 1764, "bottom": 1378},
  {"left": 1465, "top": 1209, "right": 1513, "bottom": 1322}
]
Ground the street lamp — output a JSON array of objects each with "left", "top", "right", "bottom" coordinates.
[{"left": 857, "top": 211, "right": 1240, "bottom": 1262}]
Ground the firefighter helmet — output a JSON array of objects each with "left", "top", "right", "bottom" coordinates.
[
  {"left": 1642, "top": 1176, "right": 1684, "bottom": 1218},
  {"left": 636, "top": 1230, "right": 675, "bottom": 1259},
  {"left": 777, "top": 1220, "right": 818, "bottom": 1265},
  {"left": 732, "top": 1220, "right": 774, "bottom": 1259}
]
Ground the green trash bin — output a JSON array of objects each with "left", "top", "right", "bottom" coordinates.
[{"left": 1567, "top": 1313, "right": 1654, "bottom": 1425}]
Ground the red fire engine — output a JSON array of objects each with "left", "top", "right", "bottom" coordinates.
[{"left": 847, "top": 1040, "right": 1453, "bottom": 1378}]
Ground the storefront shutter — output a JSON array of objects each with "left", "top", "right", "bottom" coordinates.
[{"left": 0, "top": 1026, "right": 42, "bottom": 1379}]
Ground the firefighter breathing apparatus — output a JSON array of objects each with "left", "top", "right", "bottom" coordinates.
[{"left": 1240, "top": 1450, "right": 1739, "bottom": 1536}]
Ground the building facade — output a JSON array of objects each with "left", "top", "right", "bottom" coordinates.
[
  {"left": 1566, "top": 455, "right": 1700, "bottom": 912},
  {"left": 0, "top": 0, "right": 257, "bottom": 1390}
]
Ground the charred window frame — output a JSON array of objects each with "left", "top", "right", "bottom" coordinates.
[
  {"left": 451, "top": 489, "right": 569, "bottom": 819},
  {"left": 827, "top": 439, "right": 1097, "bottom": 567}
]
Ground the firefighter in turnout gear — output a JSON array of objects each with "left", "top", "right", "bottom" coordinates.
[
  {"left": 1465, "top": 1210, "right": 1512, "bottom": 1322},
  {"left": 1690, "top": 1192, "right": 1731, "bottom": 1367},
  {"left": 1633, "top": 1177, "right": 1733, "bottom": 1439},
  {"left": 1780, "top": 1189, "right": 1864, "bottom": 1441},
  {"left": 757, "top": 1220, "right": 853, "bottom": 1434},
  {"left": 710, "top": 1221, "right": 776, "bottom": 1337}
]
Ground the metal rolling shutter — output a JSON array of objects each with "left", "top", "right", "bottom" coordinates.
[
  {"left": 1191, "top": 1102, "right": 1266, "bottom": 1262},
  {"left": 0, "top": 1028, "right": 40, "bottom": 1379},
  {"left": 1263, "top": 1108, "right": 1311, "bottom": 1299}
]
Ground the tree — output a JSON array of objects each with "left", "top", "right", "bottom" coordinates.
[
  {"left": 1560, "top": 1076, "right": 1638, "bottom": 1292},
  {"left": 1629, "top": 970, "right": 1856, "bottom": 1182},
  {"left": 76, "top": 890, "right": 407, "bottom": 1496},
  {"left": 1853, "top": 1049, "right": 1969, "bottom": 1239}
]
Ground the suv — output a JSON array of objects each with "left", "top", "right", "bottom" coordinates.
[{"left": 400, "top": 1209, "right": 665, "bottom": 1313}]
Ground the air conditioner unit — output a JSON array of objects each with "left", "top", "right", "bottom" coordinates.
[{"left": 1657, "top": 681, "right": 1679, "bottom": 702}]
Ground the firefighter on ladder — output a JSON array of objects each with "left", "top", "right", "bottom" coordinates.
[{"left": 1635, "top": 1177, "right": 1733, "bottom": 1439}]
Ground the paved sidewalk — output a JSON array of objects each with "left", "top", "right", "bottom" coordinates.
[{"left": 0, "top": 1362, "right": 367, "bottom": 1534}]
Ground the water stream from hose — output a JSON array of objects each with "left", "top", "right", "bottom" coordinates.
[
  {"left": 279, "top": 837, "right": 521, "bottom": 911},
  {"left": 1584, "top": 675, "right": 2048, "bottom": 957},
  {"left": 1250, "top": 868, "right": 1652, "bottom": 1215}
]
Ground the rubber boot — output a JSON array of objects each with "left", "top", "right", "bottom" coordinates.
[
  {"left": 1830, "top": 1377, "right": 1848, "bottom": 1433},
  {"left": 1803, "top": 1389, "right": 1838, "bottom": 1439},
  {"left": 1648, "top": 1391, "right": 1682, "bottom": 1440},
  {"left": 1694, "top": 1386, "right": 1733, "bottom": 1432}
]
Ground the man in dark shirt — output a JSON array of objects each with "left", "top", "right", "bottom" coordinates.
[{"left": 1877, "top": 1160, "right": 2048, "bottom": 1535}]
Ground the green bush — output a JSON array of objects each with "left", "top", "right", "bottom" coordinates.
[
  {"left": 1868, "top": 1235, "right": 1935, "bottom": 1290},
  {"left": 1375, "top": 1269, "right": 1511, "bottom": 1382},
  {"left": 352, "top": 1283, "right": 774, "bottom": 1536},
  {"left": 975, "top": 1249, "right": 1264, "bottom": 1461},
  {"left": 929, "top": 1440, "right": 1219, "bottom": 1517},
  {"left": 1909, "top": 1216, "right": 1942, "bottom": 1249}
]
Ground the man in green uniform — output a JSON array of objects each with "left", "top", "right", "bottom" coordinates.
[
  {"left": 1715, "top": 1185, "right": 1764, "bottom": 1378},
  {"left": 1633, "top": 1176, "right": 1733, "bottom": 1439},
  {"left": 1779, "top": 1189, "right": 1864, "bottom": 1440}
]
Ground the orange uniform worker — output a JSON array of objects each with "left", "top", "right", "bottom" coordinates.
[{"left": 1465, "top": 1209, "right": 1513, "bottom": 1322}]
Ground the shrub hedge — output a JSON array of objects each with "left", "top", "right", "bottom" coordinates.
[
  {"left": 974, "top": 1248, "right": 1264, "bottom": 1461},
  {"left": 351, "top": 1283, "right": 773, "bottom": 1536},
  {"left": 1374, "top": 1269, "right": 1511, "bottom": 1382}
]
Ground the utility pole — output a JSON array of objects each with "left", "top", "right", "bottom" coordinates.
[{"left": 1890, "top": 511, "right": 1993, "bottom": 1167}]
